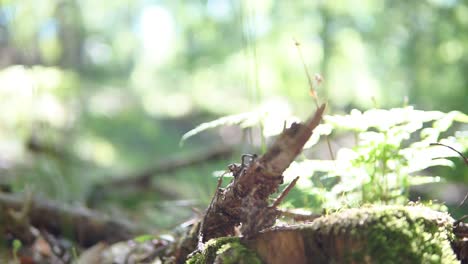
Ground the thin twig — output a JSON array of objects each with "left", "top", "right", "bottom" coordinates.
[
  {"left": 430, "top": 142, "right": 468, "bottom": 207},
  {"left": 294, "top": 40, "right": 319, "bottom": 108},
  {"left": 455, "top": 215, "right": 468, "bottom": 226},
  {"left": 271, "top": 176, "right": 300, "bottom": 208},
  {"left": 88, "top": 145, "right": 233, "bottom": 204},
  {"left": 279, "top": 209, "right": 321, "bottom": 222},
  {"left": 459, "top": 192, "right": 468, "bottom": 208},
  {"left": 430, "top": 142, "right": 468, "bottom": 165},
  {"left": 294, "top": 39, "right": 335, "bottom": 161}
]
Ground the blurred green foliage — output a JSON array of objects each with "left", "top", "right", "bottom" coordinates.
[
  {"left": 288, "top": 107, "right": 468, "bottom": 209},
  {"left": 0, "top": 0, "right": 467, "bottom": 227}
]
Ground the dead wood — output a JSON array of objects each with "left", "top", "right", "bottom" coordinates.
[
  {"left": 87, "top": 145, "right": 233, "bottom": 206},
  {"left": 454, "top": 219, "right": 468, "bottom": 263},
  {"left": 95, "top": 145, "right": 232, "bottom": 189},
  {"left": 199, "top": 104, "right": 326, "bottom": 242},
  {"left": 0, "top": 192, "right": 144, "bottom": 247}
]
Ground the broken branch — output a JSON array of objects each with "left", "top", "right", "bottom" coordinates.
[
  {"left": 0, "top": 192, "right": 144, "bottom": 247},
  {"left": 199, "top": 104, "right": 326, "bottom": 242}
]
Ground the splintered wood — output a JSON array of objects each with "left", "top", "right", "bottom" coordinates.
[{"left": 199, "top": 104, "right": 326, "bottom": 242}]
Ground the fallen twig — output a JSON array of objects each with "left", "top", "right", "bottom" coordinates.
[
  {"left": 87, "top": 145, "right": 233, "bottom": 205},
  {"left": 100, "top": 145, "right": 232, "bottom": 189},
  {"left": 0, "top": 192, "right": 145, "bottom": 247}
]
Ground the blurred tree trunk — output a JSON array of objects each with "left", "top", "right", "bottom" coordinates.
[
  {"left": 55, "top": 0, "right": 85, "bottom": 71},
  {"left": 319, "top": 4, "right": 332, "bottom": 101}
]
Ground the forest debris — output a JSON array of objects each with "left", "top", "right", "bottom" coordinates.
[
  {"left": 76, "top": 242, "right": 108, "bottom": 264},
  {"left": 33, "top": 237, "right": 53, "bottom": 259},
  {"left": 88, "top": 145, "right": 234, "bottom": 205},
  {"left": 0, "top": 192, "right": 144, "bottom": 247},
  {"left": 198, "top": 104, "right": 326, "bottom": 243},
  {"left": 107, "top": 145, "right": 233, "bottom": 188},
  {"left": 99, "top": 237, "right": 171, "bottom": 264},
  {"left": 454, "top": 217, "right": 468, "bottom": 263}
]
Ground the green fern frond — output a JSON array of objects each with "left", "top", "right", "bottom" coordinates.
[
  {"left": 453, "top": 111, "right": 468, "bottom": 123},
  {"left": 180, "top": 111, "right": 262, "bottom": 145},
  {"left": 408, "top": 175, "right": 443, "bottom": 186}
]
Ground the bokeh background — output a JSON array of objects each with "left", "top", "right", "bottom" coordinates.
[{"left": 0, "top": 0, "right": 467, "bottom": 228}]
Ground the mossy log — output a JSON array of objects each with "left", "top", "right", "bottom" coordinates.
[{"left": 187, "top": 205, "right": 460, "bottom": 264}]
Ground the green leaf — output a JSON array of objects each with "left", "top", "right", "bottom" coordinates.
[
  {"left": 408, "top": 175, "right": 443, "bottom": 186},
  {"left": 13, "top": 239, "right": 22, "bottom": 251},
  {"left": 433, "top": 111, "right": 458, "bottom": 132},
  {"left": 134, "top": 234, "right": 154, "bottom": 243},
  {"left": 180, "top": 111, "right": 259, "bottom": 145},
  {"left": 453, "top": 111, "right": 468, "bottom": 123},
  {"left": 303, "top": 123, "right": 333, "bottom": 149}
]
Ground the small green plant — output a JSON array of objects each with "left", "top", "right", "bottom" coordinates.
[
  {"left": 12, "top": 239, "right": 22, "bottom": 263},
  {"left": 288, "top": 106, "right": 468, "bottom": 208},
  {"left": 133, "top": 234, "right": 155, "bottom": 243}
]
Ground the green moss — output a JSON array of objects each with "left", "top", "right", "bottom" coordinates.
[
  {"left": 186, "top": 237, "right": 262, "bottom": 264},
  {"left": 304, "top": 205, "right": 458, "bottom": 264}
]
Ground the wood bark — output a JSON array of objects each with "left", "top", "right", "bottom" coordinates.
[{"left": 199, "top": 104, "right": 326, "bottom": 242}]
